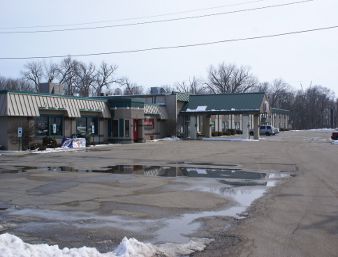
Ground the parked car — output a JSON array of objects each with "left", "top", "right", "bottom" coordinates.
[
  {"left": 331, "top": 131, "right": 338, "bottom": 140},
  {"left": 250, "top": 125, "right": 277, "bottom": 136},
  {"left": 273, "top": 127, "right": 280, "bottom": 134}
]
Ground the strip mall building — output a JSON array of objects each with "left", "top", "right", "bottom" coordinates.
[{"left": 0, "top": 88, "right": 290, "bottom": 150}]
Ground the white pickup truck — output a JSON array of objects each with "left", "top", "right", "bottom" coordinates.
[{"left": 250, "top": 125, "right": 279, "bottom": 136}]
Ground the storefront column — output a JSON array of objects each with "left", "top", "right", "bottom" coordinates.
[
  {"left": 242, "top": 114, "right": 250, "bottom": 139},
  {"left": 253, "top": 114, "right": 260, "bottom": 140},
  {"left": 202, "top": 115, "right": 211, "bottom": 138},
  {"left": 188, "top": 115, "right": 197, "bottom": 139}
]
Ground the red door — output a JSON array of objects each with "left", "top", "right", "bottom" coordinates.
[{"left": 133, "top": 119, "right": 139, "bottom": 142}]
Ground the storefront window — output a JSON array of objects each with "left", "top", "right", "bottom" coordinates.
[
  {"left": 112, "top": 120, "right": 119, "bottom": 137},
  {"left": 76, "top": 117, "right": 98, "bottom": 136},
  {"left": 119, "top": 119, "right": 124, "bottom": 137},
  {"left": 35, "top": 115, "right": 63, "bottom": 136},
  {"left": 36, "top": 116, "right": 49, "bottom": 136},
  {"left": 87, "top": 117, "right": 98, "bottom": 135},
  {"left": 49, "top": 116, "right": 63, "bottom": 136},
  {"left": 124, "top": 120, "right": 130, "bottom": 137},
  {"left": 76, "top": 117, "right": 87, "bottom": 136}
]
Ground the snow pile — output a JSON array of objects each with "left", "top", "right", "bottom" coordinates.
[
  {"left": 332, "top": 140, "right": 338, "bottom": 145},
  {"left": 0, "top": 233, "right": 114, "bottom": 257},
  {"left": 0, "top": 233, "right": 212, "bottom": 257},
  {"left": 32, "top": 147, "right": 84, "bottom": 154},
  {"left": 202, "top": 137, "right": 258, "bottom": 142},
  {"left": 158, "top": 136, "right": 181, "bottom": 142},
  {"left": 309, "top": 128, "right": 335, "bottom": 132},
  {"left": 114, "top": 237, "right": 158, "bottom": 257}
]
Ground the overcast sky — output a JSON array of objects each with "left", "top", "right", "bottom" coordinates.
[{"left": 1, "top": 0, "right": 338, "bottom": 94}]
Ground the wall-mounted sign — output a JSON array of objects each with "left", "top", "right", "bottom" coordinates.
[
  {"left": 52, "top": 124, "right": 57, "bottom": 134},
  {"left": 144, "top": 118, "right": 154, "bottom": 129},
  {"left": 18, "top": 127, "right": 23, "bottom": 138},
  {"left": 91, "top": 124, "right": 95, "bottom": 134}
]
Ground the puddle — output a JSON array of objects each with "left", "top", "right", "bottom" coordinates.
[
  {"left": 43, "top": 165, "right": 266, "bottom": 180},
  {"left": 0, "top": 166, "right": 35, "bottom": 174},
  {"left": 4, "top": 169, "right": 289, "bottom": 245}
]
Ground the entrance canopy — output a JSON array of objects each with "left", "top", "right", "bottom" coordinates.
[{"left": 180, "top": 92, "right": 269, "bottom": 115}]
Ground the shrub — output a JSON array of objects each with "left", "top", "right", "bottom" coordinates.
[
  {"left": 29, "top": 143, "right": 41, "bottom": 150},
  {"left": 42, "top": 137, "right": 57, "bottom": 148},
  {"left": 223, "top": 130, "right": 231, "bottom": 136},
  {"left": 226, "top": 129, "right": 236, "bottom": 135},
  {"left": 212, "top": 131, "right": 223, "bottom": 137}
]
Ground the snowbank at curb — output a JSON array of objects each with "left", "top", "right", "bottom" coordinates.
[
  {"left": 0, "top": 233, "right": 212, "bottom": 257},
  {"left": 151, "top": 136, "right": 181, "bottom": 142},
  {"left": 202, "top": 137, "right": 259, "bottom": 142}
]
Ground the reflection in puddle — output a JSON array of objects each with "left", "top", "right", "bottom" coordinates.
[{"left": 44, "top": 165, "right": 266, "bottom": 180}]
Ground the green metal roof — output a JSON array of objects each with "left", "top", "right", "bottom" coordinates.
[
  {"left": 176, "top": 92, "right": 190, "bottom": 102},
  {"left": 107, "top": 97, "right": 144, "bottom": 109},
  {"left": 181, "top": 92, "right": 266, "bottom": 114}
]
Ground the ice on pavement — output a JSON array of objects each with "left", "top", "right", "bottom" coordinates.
[{"left": 0, "top": 233, "right": 212, "bottom": 257}]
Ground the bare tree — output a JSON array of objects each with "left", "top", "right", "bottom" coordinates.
[
  {"left": 119, "top": 78, "right": 144, "bottom": 95},
  {"left": 21, "top": 61, "right": 44, "bottom": 91},
  {"left": 176, "top": 77, "right": 206, "bottom": 94},
  {"left": 206, "top": 63, "right": 257, "bottom": 94},
  {"left": 57, "top": 57, "right": 79, "bottom": 95},
  {"left": 75, "top": 62, "right": 97, "bottom": 97},
  {"left": 43, "top": 61, "right": 59, "bottom": 83},
  {"left": 0, "top": 76, "right": 33, "bottom": 91},
  {"left": 94, "top": 62, "right": 118, "bottom": 96},
  {"left": 255, "top": 82, "right": 269, "bottom": 92}
]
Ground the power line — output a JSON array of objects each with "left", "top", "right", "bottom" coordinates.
[
  {"left": 1, "top": 25, "right": 337, "bottom": 60},
  {"left": 0, "top": 0, "right": 314, "bottom": 34},
  {"left": 0, "top": 0, "right": 274, "bottom": 30}
]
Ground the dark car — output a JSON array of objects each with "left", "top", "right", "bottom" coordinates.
[{"left": 331, "top": 131, "right": 338, "bottom": 140}]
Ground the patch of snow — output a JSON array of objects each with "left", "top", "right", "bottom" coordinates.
[
  {"left": 331, "top": 140, "right": 338, "bottom": 145},
  {"left": 202, "top": 137, "right": 258, "bottom": 142},
  {"left": 186, "top": 106, "right": 207, "bottom": 112},
  {"left": 186, "top": 168, "right": 208, "bottom": 175},
  {"left": 0, "top": 233, "right": 212, "bottom": 257},
  {"left": 158, "top": 136, "right": 181, "bottom": 142},
  {"left": 291, "top": 128, "right": 336, "bottom": 132}
]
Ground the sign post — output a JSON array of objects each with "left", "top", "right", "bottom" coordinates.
[{"left": 17, "top": 127, "right": 23, "bottom": 151}]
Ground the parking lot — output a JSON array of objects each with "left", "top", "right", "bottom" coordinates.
[{"left": 0, "top": 130, "right": 337, "bottom": 256}]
